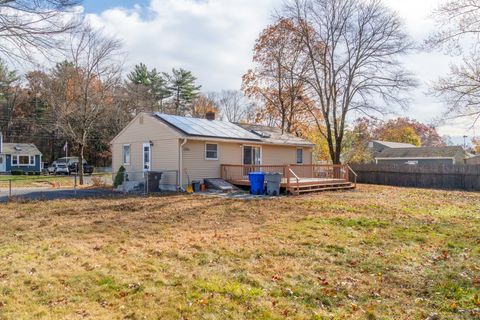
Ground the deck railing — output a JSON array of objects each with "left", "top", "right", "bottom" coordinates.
[{"left": 220, "top": 164, "right": 351, "bottom": 190}]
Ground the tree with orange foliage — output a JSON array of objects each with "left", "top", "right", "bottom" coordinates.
[
  {"left": 374, "top": 118, "right": 445, "bottom": 147},
  {"left": 242, "top": 18, "right": 311, "bottom": 134},
  {"left": 192, "top": 93, "right": 219, "bottom": 118}
]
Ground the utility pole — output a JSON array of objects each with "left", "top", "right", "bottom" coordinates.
[{"left": 463, "top": 135, "right": 468, "bottom": 149}]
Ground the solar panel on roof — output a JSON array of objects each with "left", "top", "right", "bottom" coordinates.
[{"left": 154, "top": 113, "right": 261, "bottom": 141}]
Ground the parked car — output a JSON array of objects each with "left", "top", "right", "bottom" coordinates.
[
  {"left": 68, "top": 162, "right": 94, "bottom": 175},
  {"left": 47, "top": 162, "right": 70, "bottom": 175}
]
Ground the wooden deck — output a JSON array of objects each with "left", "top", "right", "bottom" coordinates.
[{"left": 221, "top": 164, "right": 357, "bottom": 195}]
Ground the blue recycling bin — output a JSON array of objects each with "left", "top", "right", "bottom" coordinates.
[{"left": 248, "top": 172, "right": 265, "bottom": 195}]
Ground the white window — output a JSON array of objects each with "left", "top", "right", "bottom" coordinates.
[
  {"left": 12, "top": 155, "right": 35, "bottom": 166},
  {"left": 123, "top": 145, "right": 131, "bottom": 165},
  {"left": 205, "top": 143, "right": 218, "bottom": 160},
  {"left": 296, "top": 148, "right": 304, "bottom": 164}
]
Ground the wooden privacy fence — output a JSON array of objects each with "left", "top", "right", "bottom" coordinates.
[{"left": 350, "top": 164, "right": 480, "bottom": 191}]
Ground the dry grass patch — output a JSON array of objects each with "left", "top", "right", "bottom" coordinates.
[{"left": 0, "top": 185, "right": 479, "bottom": 319}]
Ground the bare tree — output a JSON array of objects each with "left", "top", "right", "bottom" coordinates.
[
  {"left": 433, "top": 56, "right": 480, "bottom": 124},
  {"left": 52, "top": 26, "right": 122, "bottom": 184},
  {"left": 0, "top": 0, "right": 81, "bottom": 63},
  {"left": 426, "top": 0, "right": 480, "bottom": 53},
  {"left": 214, "top": 90, "right": 252, "bottom": 123},
  {"left": 283, "top": 0, "right": 416, "bottom": 164},
  {"left": 426, "top": 0, "right": 480, "bottom": 125}
]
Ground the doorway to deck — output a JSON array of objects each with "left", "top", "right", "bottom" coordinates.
[{"left": 243, "top": 146, "right": 261, "bottom": 165}]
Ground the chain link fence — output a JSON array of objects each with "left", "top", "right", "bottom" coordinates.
[
  {"left": 0, "top": 169, "right": 181, "bottom": 202},
  {"left": 117, "top": 170, "right": 180, "bottom": 195},
  {"left": 0, "top": 173, "right": 114, "bottom": 202}
]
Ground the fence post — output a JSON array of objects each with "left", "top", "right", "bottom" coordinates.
[
  {"left": 8, "top": 179, "right": 11, "bottom": 199},
  {"left": 74, "top": 174, "right": 77, "bottom": 197}
]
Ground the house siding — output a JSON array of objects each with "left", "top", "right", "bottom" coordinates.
[
  {"left": 181, "top": 141, "right": 313, "bottom": 187},
  {"left": 262, "top": 145, "right": 312, "bottom": 165},
  {"left": 111, "top": 113, "right": 181, "bottom": 184},
  {"left": 182, "top": 140, "right": 241, "bottom": 186},
  {"left": 7, "top": 154, "right": 42, "bottom": 172},
  {"left": 111, "top": 113, "right": 314, "bottom": 188}
]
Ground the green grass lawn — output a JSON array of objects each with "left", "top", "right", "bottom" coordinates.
[{"left": 0, "top": 185, "right": 478, "bottom": 319}]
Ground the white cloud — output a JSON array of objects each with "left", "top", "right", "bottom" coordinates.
[
  {"left": 86, "top": 0, "right": 277, "bottom": 92},
  {"left": 84, "top": 0, "right": 475, "bottom": 137}
]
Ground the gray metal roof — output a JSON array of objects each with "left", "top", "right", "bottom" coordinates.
[
  {"left": 372, "top": 140, "right": 417, "bottom": 148},
  {"left": 376, "top": 146, "right": 465, "bottom": 158},
  {"left": 154, "top": 113, "right": 261, "bottom": 141},
  {"left": 2, "top": 143, "right": 42, "bottom": 155}
]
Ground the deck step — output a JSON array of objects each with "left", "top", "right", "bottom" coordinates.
[
  {"left": 288, "top": 183, "right": 356, "bottom": 194},
  {"left": 292, "top": 182, "right": 352, "bottom": 188}
]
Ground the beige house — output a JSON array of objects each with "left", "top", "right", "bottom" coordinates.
[{"left": 111, "top": 112, "right": 315, "bottom": 190}]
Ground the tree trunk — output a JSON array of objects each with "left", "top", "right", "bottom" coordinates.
[
  {"left": 79, "top": 143, "right": 84, "bottom": 185},
  {"left": 50, "top": 130, "right": 57, "bottom": 163}
]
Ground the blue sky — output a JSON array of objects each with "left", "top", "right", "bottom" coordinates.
[{"left": 83, "top": 0, "right": 148, "bottom": 13}]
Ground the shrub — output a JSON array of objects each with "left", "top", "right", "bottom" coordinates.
[
  {"left": 113, "top": 166, "right": 126, "bottom": 188},
  {"left": 11, "top": 170, "right": 25, "bottom": 176},
  {"left": 27, "top": 171, "right": 34, "bottom": 176},
  {"left": 91, "top": 176, "right": 106, "bottom": 188}
]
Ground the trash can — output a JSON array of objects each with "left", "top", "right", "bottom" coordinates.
[
  {"left": 248, "top": 172, "right": 265, "bottom": 195},
  {"left": 146, "top": 171, "right": 162, "bottom": 193},
  {"left": 265, "top": 172, "right": 283, "bottom": 196},
  {"left": 192, "top": 180, "right": 201, "bottom": 192}
]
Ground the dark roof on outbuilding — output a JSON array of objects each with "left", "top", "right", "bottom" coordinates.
[
  {"left": 371, "top": 140, "right": 417, "bottom": 148},
  {"left": 376, "top": 146, "right": 465, "bottom": 158}
]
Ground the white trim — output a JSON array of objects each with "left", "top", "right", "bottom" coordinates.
[
  {"left": 11, "top": 154, "right": 36, "bottom": 167},
  {"left": 0, "top": 154, "right": 5, "bottom": 172},
  {"left": 142, "top": 143, "right": 151, "bottom": 172},
  {"left": 122, "top": 144, "right": 131, "bottom": 165},
  {"left": 205, "top": 143, "right": 219, "bottom": 161},
  {"left": 179, "top": 138, "right": 187, "bottom": 189},
  {"left": 242, "top": 145, "right": 262, "bottom": 165}
]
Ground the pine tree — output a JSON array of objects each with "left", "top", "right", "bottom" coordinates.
[
  {"left": 127, "top": 63, "right": 151, "bottom": 85},
  {"left": 127, "top": 63, "right": 172, "bottom": 112},
  {"left": 165, "top": 68, "right": 201, "bottom": 115}
]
